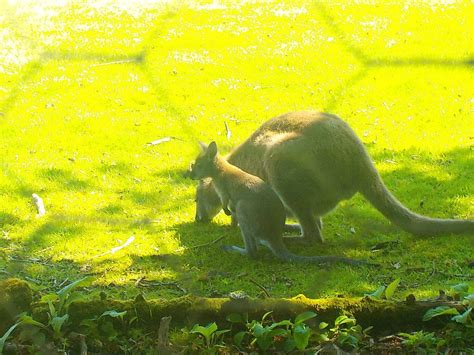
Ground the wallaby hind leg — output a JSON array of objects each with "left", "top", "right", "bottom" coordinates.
[
  {"left": 266, "top": 162, "right": 324, "bottom": 243},
  {"left": 222, "top": 215, "right": 258, "bottom": 258},
  {"left": 284, "top": 206, "right": 324, "bottom": 243}
]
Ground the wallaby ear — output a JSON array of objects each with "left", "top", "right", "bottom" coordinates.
[
  {"left": 207, "top": 141, "right": 218, "bottom": 159},
  {"left": 198, "top": 141, "right": 207, "bottom": 152}
]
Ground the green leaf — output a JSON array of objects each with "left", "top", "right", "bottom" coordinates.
[
  {"left": 214, "top": 329, "right": 230, "bottom": 337},
  {"left": 293, "top": 323, "right": 312, "bottom": 350},
  {"left": 50, "top": 314, "right": 69, "bottom": 337},
  {"left": 57, "top": 276, "right": 94, "bottom": 298},
  {"left": 335, "top": 315, "right": 356, "bottom": 327},
  {"left": 128, "top": 316, "right": 138, "bottom": 326},
  {"left": 365, "top": 285, "right": 385, "bottom": 299},
  {"left": 17, "top": 313, "right": 48, "bottom": 331},
  {"left": 319, "top": 321, "right": 329, "bottom": 330},
  {"left": 423, "top": 306, "right": 460, "bottom": 321},
  {"left": 251, "top": 323, "right": 265, "bottom": 338},
  {"left": 294, "top": 311, "right": 317, "bottom": 325},
  {"left": 41, "top": 294, "right": 59, "bottom": 303},
  {"left": 64, "top": 291, "right": 87, "bottom": 311},
  {"left": 98, "top": 310, "right": 127, "bottom": 320},
  {"left": 47, "top": 300, "right": 57, "bottom": 319},
  {"left": 57, "top": 276, "right": 94, "bottom": 314},
  {"left": 0, "top": 322, "right": 22, "bottom": 353},
  {"left": 451, "top": 283, "right": 469, "bottom": 295},
  {"left": 450, "top": 283, "right": 469, "bottom": 300},
  {"left": 315, "top": 333, "right": 330, "bottom": 342},
  {"left": 451, "top": 307, "right": 472, "bottom": 324},
  {"left": 269, "top": 319, "right": 292, "bottom": 329},
  {"left": 226, "top": 313, "right": 242, "bottom": 323},
  {"left": 233, "top": 331, "right": 246, "bottom": 346},
  {"left": 261, "top": 311, "right": 273, "bottom": 322},
  {"left": 385, "top": 278, "right": 401, "bottom": 300},
  {"left": 79, "top": 318, "right": 97, "bottom": 329},
  {"left": 190, "top": 322, "right": 218, "bottom": 346},
  {"left": 464, "top": 294, "right": 474, "bottom": 307},
  {"left": 337, "top": 333, "right": 359, "bottom": 349}
]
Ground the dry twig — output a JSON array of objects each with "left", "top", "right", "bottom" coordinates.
[
  {"left": 248, "top": 278, "right": 271, "bottom": 298},
  {"left": 32, "top": 193, "right": 46, "bottom": 217},
  {"left": 187, "top": 234, "right": 228, "bottom": 250}
]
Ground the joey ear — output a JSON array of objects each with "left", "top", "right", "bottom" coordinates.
[
  {"left": 207, "top": 141, "right": 218, "bottom": 159},
  {"left": 198, "top": 141, "right": 207, "bottom": 152}
]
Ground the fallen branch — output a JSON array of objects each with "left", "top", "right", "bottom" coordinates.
[
  {"left": 32, "top": 193, "right": 46, "bottom": 217},
  {"left": 93, "top": 236, "right": 135, "bottom": 258},
  {"left": 135, "top": 278, "right": 186, "bottom": 293},
  {"left": 146, "top": 136, "right": 182, "bottom": 146},
  {"left": 90, "top": 59, "right": 139, "bottom": 67},
  {"left": 248, "top": 278, "right": 271, "bottom": 298},
  {"left": 187, "top": 234, "right": 228, "bottom": 250},
  {"left": 224, "top": 121, "right": 231, "bottom": 140}
]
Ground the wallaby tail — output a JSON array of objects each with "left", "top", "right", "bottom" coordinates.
[{"left": 361, "top": 171, "right": 474, "bottom": 236}]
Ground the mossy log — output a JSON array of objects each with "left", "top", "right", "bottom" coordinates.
[
  {"left": 0, "top": 278, "right": 33, "bottom": 333},
  {"left": 61, "top": 294, "right": 463, "bottom": 334},
  {"left": 0, "top": 278, "right": 465, "bottom": 335}
]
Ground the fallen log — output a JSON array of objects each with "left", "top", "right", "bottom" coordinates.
[
  {"left": 0, "top": 278, "right": 466, "bottom": 336},
  {"left": 61, "top": 294, "right": 463, "bottom": 334}
]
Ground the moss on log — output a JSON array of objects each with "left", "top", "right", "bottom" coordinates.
[
  {"left": 62, "top": 294, "right": 462, "bottom": 334},
  {"left": 0, "top": 278, "right": 464, "bottom": 335},
  {"left": 0, "top": 278, "right": 33, "bottom": 333}
]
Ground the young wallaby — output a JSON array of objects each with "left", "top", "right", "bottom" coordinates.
[
  {"left": 189, "top": 141, "right": 365, "bottom": 266},
  {"left": 194, "top": 112, "right": 474, "bottom": 242}
]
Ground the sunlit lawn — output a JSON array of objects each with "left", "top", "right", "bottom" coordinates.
[{"left": 0, "top": 0, "right": 472, "bottom": 301}]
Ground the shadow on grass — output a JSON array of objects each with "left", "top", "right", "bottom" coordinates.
[
  {"left": 173, "top": 145, "right": 473, "bottom": 254},
  {"left": 23, "top": 220, "right": 85, "bottom": 252},
  {"left": 0, "top": 212, "right": 21, "bottom": 228},
  {"left": 38, "top": 167, "right": 91, "bottom": 191},
  {"left": 5, "top": 144, "right": 471, "bottom": 298},
  {"left": 97, "top": 161, "right": 134, "bottom": 175}
]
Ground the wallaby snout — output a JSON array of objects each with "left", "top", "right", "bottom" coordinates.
[
  {"left": 187, "top": 163, "right": 199, "bottom": 180},
  {"left": 195, "top": 212, "right": 211, "bottom": 223}
]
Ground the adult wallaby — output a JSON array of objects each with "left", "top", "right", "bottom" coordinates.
[
  {"left": 195, "top": 111, "right": 474, "bottom": 242},
  {"left": 189, "top": 141, "right": 365, "bottom": 265}
]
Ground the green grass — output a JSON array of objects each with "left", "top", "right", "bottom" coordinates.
[{"left": 0, "top": 0, "right": 472, "bottom": 301}]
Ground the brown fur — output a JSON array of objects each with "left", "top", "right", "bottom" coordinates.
[
  {"left": 189, "top": 141, "right": 365, "bottom": 265},
  {"left": 195, "top": 111, "right": 474, "bottom": 242}
]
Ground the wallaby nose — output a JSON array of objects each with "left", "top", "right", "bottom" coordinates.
[{"left": 195, "top": 213, "right": 210, "bottom": 223}]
